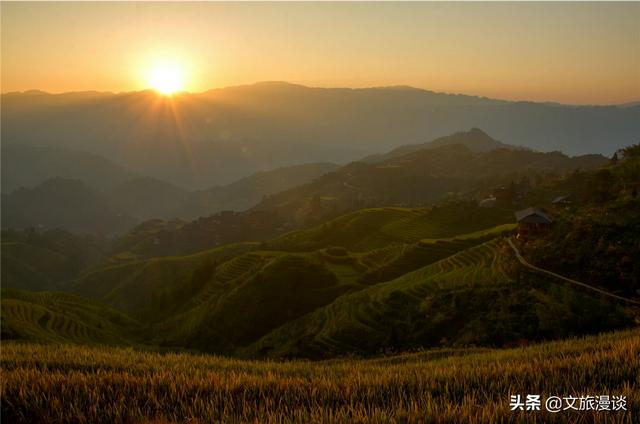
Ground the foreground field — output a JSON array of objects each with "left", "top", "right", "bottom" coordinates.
[{"left": 2, "top": 329, "right": 638, "bottom": 423}]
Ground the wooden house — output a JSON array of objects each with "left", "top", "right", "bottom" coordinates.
[{"left": 515, "top": 207, "right": 552, "bottom": 238}]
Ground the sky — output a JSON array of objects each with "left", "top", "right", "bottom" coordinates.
[{"left": 1, "top": 2, "right": 639, "bottom": 105}]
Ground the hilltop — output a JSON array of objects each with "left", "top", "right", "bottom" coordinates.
[{"left": 362, "top": 127, "right": 516, "bottom": 162}]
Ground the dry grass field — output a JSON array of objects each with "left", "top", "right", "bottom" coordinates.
[{"left": 2, "top": 328, "right": 638, "bottom": 423}]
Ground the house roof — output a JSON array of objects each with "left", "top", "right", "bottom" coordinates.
[
  {"left": 479, "top": 197, "right": 496, "bottom": 207},
  {"left": 552, "top": 195, "right": 572, "bottom": 204},
  {"left": 515, "top": 207, "right": 552, "bottom": 224}
]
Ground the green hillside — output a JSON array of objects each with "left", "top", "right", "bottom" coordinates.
[
  {"left": 97, "top": 137, "right": 605, "bottom": 259},
  {"left": 253, "top": 142, "right": 606, "bottom": 232},
  {"left": 2, "top": 150, "right": 638, "bottom": 360},
  {"left": 62, "top": 208, "right": 517, "bottom": 354},
  {"left": 68, "top": 242, "right": 259, "bottom": 316},
  {"left": 1, "top": 229, "right": 107, "bottom": 291},
  {"left": 68, "top": 203, "right": 512, "bottom": 316},
  {"left": 1, "top": 289, "right": 139, "bottom": 345},
  {"left": 247, "top": 239, "right": 631, "bottom": 358},
  {"left": 520, "top": 147, "right": 640, "bottom": 298},
  {"left": 153, "top": 252, "right": 360, "bottom": 353},
  {"left": 268, "top": 202, "right": 514, "bottom": 252}
]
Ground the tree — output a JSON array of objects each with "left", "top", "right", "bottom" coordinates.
[{"left": 619, "top": 143, "right": 640, "bottom": 159}]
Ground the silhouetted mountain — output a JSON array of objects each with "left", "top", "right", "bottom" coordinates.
[
  {"left": 182, "top": 162, "right": 339, "bottom": 218},
  {"left": 111, "top": 132, "right": 607, "bottom": 258},
  {"left": 109, "top": 177, "right": 190, "bottom": 221},
  {"left": 106, "top": 163, "right": 339, "bottom": 221},
  {"left": 1, "top": 162, "right": 339, "bottom": 233},
  {"left": 362, "top": 128, "right": 515, "bottom": 163},
  {"left": 253, "top": 144, "right": 607, "bottom": 228},
  {"left": 3, "top": 83, "right": 637, "bottom": 188},
  {"left": 1, "top": 178, "right": 135, "bottom": 234},
  {"left": 1, "top": 144, "right": 136, "bottom": 193}
]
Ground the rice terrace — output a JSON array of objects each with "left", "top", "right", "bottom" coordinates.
[{"left": 2, "top": 1, "right": 640, "bottom": 423}]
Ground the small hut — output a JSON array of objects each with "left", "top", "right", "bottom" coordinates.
[
  {"left": 479, "top": 197, "right": 497, "bottom": 208},
  {"left": 515, "top": 207, "right": 552, "bottom": 238},
  {"left": 551, "top": 194, "right": 573, "bottom": 206}
]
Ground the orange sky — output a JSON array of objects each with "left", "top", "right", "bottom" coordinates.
[{"left": 1, "top": 2, "right": 639, "bottom": 105}]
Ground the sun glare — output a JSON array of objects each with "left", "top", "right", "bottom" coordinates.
[{"left": 148, "top": 61, "right": 185, "bottom": 95}]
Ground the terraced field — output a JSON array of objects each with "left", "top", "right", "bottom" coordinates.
[
  {"left": 179, "top": 252, "right": 274, "bottom": 312},
  {"left": 269, "top": 207, "right": 420, "bottom": 251},
  {"left": 1, "top": 289, "right": 138, "bottom": 345},
  {"left": 2, "top": 202, "right": 629, "bottom": 360},
  {"left": 268, "top": 203, "right": 513, "bottom": 252},
  {"left": 67, "top": 242, "right": 259, "bottom": 314},
  {"left": 149, "top": 252, "right": 360, "bottom": 353},
  {"left": 359, "top": 224, "right": 515, "bottom": 284},
  {"left": 246, "top": 239, "right": 630, "bottom": 358}
]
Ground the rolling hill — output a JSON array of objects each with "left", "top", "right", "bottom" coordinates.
[
  {"left": 1, "top": 289, "right": 139, "bottom": 345},
  {"left": 0, "top": 144, "right": 136, "bottom": 194},
  {"left": 1, "top": 162, "right": 339, "bottom": 233},
  {"left": 107, "top": 134, "right": 605, "bottom": 258},
  {"left": 2, "top": 142, "right": 638, "bottom": 362},
  {"left": 362, "top": 127, "right": 515, "bottom": 163},
  {"left": 70, "top": 203, "right": 507, "bottom": 314},
  {"left": 246, "top": 239, "right": 631, "bottom": 358},
  {"left": 252, "top": 141, "right": 606, "bottom": 228},
  {"left": 1, "top": 178, "right": 137, "bottom": 235},
  {"left": 266, "top": 203, "right": 515, "bottom": 252},
  {"left": 181, "top": 162, "right": 339, "bottom": 218},
  {"left": 1, "top": 228, "right": 107, "bottom": 291},
  {"left": 2, "top": 204, "right": 635, "bottom": 359}
]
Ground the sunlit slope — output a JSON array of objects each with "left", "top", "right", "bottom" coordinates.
[
  {"left": 247, "top": 240, "right": 630, "bottom": 358},
  {"left": 134, "top": 226, "right": 516, "bottom": 353},
  {"left": 152, "top": 252, "right": 359, "bottom": 354},
  {"left": 268, "top": 203, "right": 514, "bottom": 252},
  {"left": 358, "top": 223, "right": 515, "bottom": 284},
  {"left": 1, "top": 289, "right": 138, "bottom": 345},
  {"left": 68, "top": 204, "right": 513, "bottom": 318},
  {"left": 68, "top": 242, "right": 258, "bottom": 315}
]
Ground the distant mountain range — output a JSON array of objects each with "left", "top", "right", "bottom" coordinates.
[
  {"left": 1, "top": 128, "right": 607, "bottom": 236},
  {"left": 1, "top": 162, "right": 338, "bottom": 234},
  {"left": 1, "top": 144, "right": 136, "bottom": 193},
  {"left": 2, "top": 82, "right": 637, "bottom": 188},
  {"left": 1, "top": 178, "right": 136, "bottom": 235},
  {"left": 101, "top": 129, "right": 607, "bottom": 258}
]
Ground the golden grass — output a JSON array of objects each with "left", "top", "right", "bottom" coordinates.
[{"left": 2, "top": 328, "right": 639, "bottom": 423}]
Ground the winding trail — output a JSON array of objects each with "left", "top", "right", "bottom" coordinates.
[{"left": 506, "top": 237, "right": 640, "bottom": 306}]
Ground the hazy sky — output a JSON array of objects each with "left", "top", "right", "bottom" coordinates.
[{"left": 2, "top": 2, "right": 639, "bottom": 104}]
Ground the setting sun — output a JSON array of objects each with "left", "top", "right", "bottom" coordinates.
[{"left": 148, "top": 61, "right": 185, "bottom": 95}]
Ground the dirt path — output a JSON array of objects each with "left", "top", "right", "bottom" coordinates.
[{"left": 506, "top": 237, "right": 640, "bottom": 306}]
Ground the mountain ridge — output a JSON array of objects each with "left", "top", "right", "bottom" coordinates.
[
  {"left": 6, "top": 81, "right": 637, "bottom": 107},
  {"left": 3, "top": 83, "right": 636, "bottom": 188}
]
